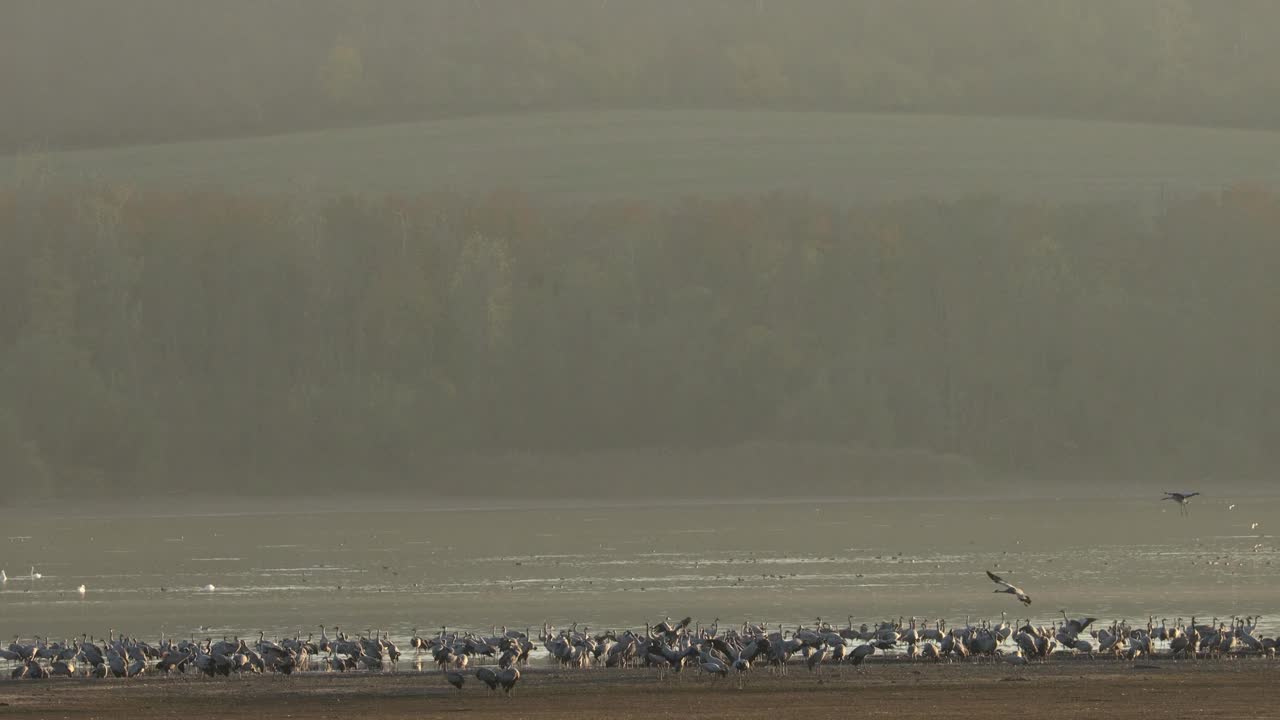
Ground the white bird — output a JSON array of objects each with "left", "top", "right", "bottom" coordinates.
[
  {"left": 77, "top": 584, "right": 86, "bottom": 596},
  {"left": 987, "top": 570, "right": 1032, "bottom": 605},
  {"left": 1251, "top": 523, "right": 1260, "bottom": 530},
  {"left": 204, "top": 584, "right": 216, "bottom": 592},
  {"left": 0, "top": 569, "right": 6, "bottom": 583},
  {"left": 1228, "top": 504, "right": 1237, "bottom": 510},
  {"left": 30, "top": 566, "right": 42, "bottom": 580}
]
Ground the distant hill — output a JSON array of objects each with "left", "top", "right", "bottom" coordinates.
[
  {"left": 7, "top": 110, "right": 1279, "bottom": 205},
  {"left": 8, "top": 3, "right": 1280, "bottom": 151}
]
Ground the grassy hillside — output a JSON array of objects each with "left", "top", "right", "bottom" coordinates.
[{"left": 7, "top": 110, "right": 1279, "bottom": 204}]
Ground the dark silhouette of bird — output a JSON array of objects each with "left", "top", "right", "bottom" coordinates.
[
  {"left": 1162, "top": 491, "right": 1200, "bottom": 516},
  {"left": 445, "top": 670, "right": 465, "bottom": 691}
]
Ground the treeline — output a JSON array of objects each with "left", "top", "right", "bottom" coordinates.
[
  {"left": 5, "top": 1, "right": 1280, "bottom": 151},
  {"left": 2, "top": 181, "right": 1278, "bottom": 498}
]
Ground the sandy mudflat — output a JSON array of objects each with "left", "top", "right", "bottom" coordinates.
[{"left": 1, "top": 658, "right": 1277, "bottom": 720}]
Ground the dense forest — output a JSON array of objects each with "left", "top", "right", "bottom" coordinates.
[
  {"left": 4, "top": 1, "right": 1278, "bottom": 500},
  {"left": 2, "top": 179, "right": 1277, "bottom": 499},
  {"left": 5, "top": 0, "right": 1280, "bottom": 150}
]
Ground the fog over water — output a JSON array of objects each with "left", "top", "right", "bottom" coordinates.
[{"left": 3, "top": 2, "right": 1279, "bottom": 642}]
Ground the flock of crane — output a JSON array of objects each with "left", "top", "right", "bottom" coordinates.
[
  {"left": 2, "top": 610, "right": 1276, "bottom": 690},
  {"left": 4, "top": 488, "right": 1274, "bottom": 692}
]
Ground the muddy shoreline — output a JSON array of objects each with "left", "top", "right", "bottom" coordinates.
[{"left": 1, "top": 658, "right": 1275, "bottom": 719}]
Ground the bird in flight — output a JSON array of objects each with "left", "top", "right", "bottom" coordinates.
[
  {"left": 1162, "top": 491, "right": 1200, "bottom": 516},
  {"left": 986, "top": 570, "right": 1031, "bottom": 605}
]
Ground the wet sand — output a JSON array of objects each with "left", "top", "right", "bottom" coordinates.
[{"left": 1, "top": 659, "right": 1275, "bottom": 719}]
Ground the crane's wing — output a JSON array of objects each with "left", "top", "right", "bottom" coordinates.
[{"left": 986, "top": 570, "right": 1010, "bottom": 587}]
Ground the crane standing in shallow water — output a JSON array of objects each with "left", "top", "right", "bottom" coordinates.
[{"left": 1163, "top": 491, "right": 1201, "bottom": 516}]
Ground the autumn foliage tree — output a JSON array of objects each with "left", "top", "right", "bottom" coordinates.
[{"left": 2, "top": 180, "right": 1278, "bottom": 499}]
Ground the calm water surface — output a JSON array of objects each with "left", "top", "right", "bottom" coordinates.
[{"left": 2, "top": 495, "right": 1277, "bottom": 643}]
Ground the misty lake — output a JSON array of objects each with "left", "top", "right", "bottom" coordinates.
[{"left": 3, "top": 495, "right": 1277, "bottom": 644}]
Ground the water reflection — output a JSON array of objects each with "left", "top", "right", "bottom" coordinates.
[{"left": 1, "top": 496, "right": 1276, "bottom": 643}]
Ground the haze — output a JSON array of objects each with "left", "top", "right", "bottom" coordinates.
[{"left": 2, "top": 1, "right": 1278, "bottom": 506}]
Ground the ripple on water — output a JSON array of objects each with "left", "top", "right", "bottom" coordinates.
[{"left": 3, "top": 497, "right": 1280, "bottom": 640}]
